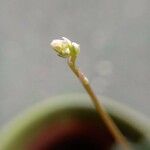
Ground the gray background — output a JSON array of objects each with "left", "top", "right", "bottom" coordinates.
[{"left": 0, "top": 0, "right": 150, "bottom": 126}]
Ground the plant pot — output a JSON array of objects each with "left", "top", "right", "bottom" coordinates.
[{"left": 0, "top": 94, "right": 150, "bottom": 150}]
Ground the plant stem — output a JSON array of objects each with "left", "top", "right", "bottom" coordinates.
[{"left": 67, "top": 57, "right": 131, "bottom": 150}]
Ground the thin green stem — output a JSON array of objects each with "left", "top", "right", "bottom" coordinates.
[{"left": 67, "top": 57, "right": 131, "bottom": 150}]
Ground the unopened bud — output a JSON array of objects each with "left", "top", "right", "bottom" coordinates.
[{"left": 50, "top": 37, "right": 80, "bottom": 58}]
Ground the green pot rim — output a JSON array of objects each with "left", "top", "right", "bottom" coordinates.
[{"left": 0, "top": 93, "right": 150, "bottom": 149}]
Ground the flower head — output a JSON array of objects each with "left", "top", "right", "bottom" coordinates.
[{"left": 50, "top": 37, "right": 80, "bottom": 58}]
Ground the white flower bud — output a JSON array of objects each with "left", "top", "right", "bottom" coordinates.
[{"left": 50, "top": 37, "right": 80, "bottom": 58}]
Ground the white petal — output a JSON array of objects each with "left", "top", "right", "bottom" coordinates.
[{"left": 62, "top": 37, "right": 72, "bottom": 45}]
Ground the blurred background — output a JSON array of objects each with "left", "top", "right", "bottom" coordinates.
[{"left": 0, "top": 0, "right": 150, "bottom": 127}]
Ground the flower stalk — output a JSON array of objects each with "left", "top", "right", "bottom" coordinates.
[{"left": 50, "top": 37, "right": 131, "bottom": 150}]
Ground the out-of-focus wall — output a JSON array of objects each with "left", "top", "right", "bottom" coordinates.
[{"left": 0, "top": 0, "right": 150, "bottom": 126}]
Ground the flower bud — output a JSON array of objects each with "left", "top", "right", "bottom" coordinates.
[
  {"left": 50, "top": 37, "right": 80, "bottom": 58},
  {"left": 72, "top": 42, "right": 80, "bottom": 55}
]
